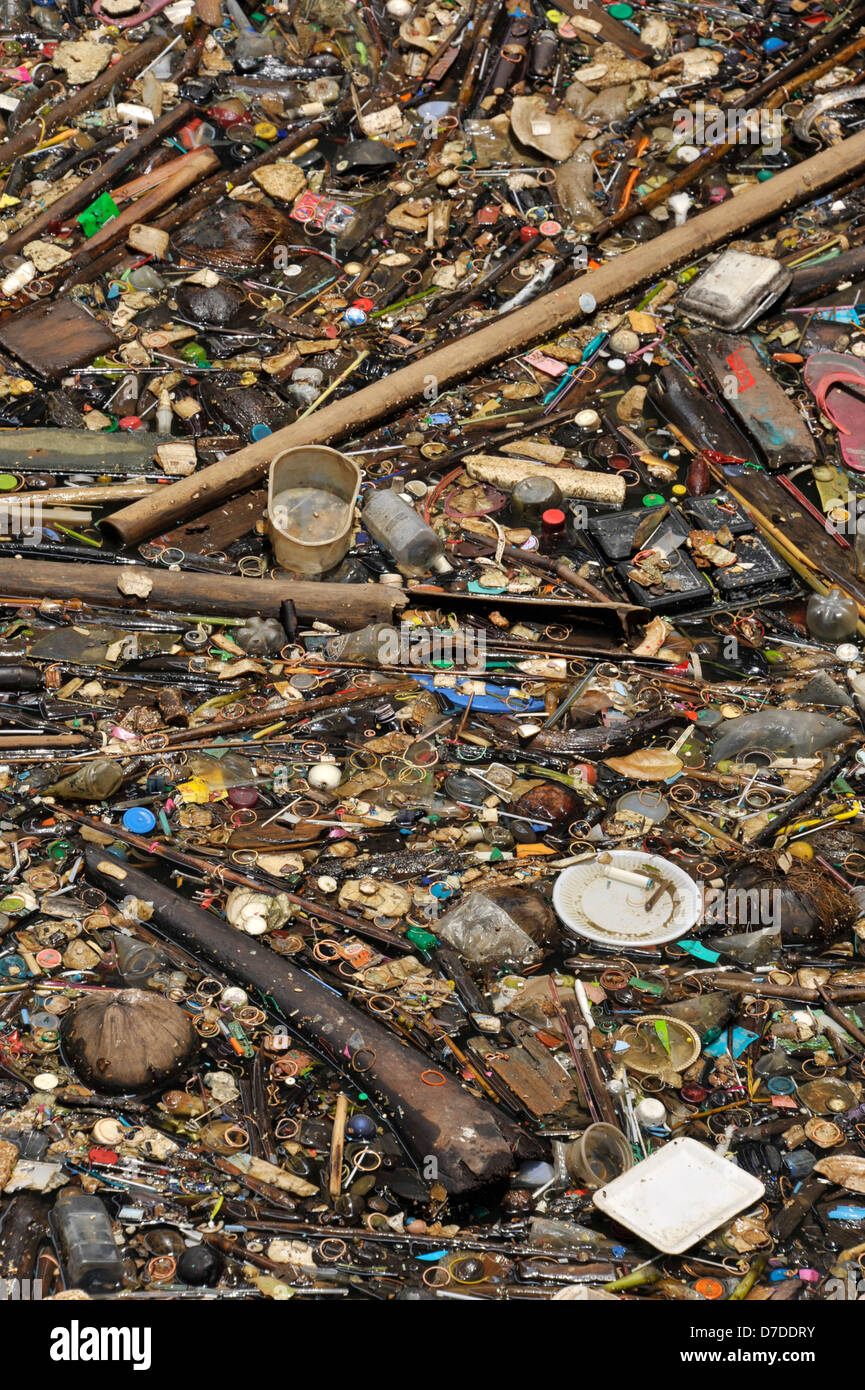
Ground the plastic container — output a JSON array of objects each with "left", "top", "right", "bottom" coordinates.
[
  {"left": 508, "top": 474, "right": 563, "bottom": 527},
  {"left": 806, "top": 586, "right": 859, "bottom": 641},
  {"left": 565, "top": 1122, "right": 634, "bottom": 1189},
  {"left": 50, "top": 1190, "right": 125, "bottom": 1292},
  {"left": 362, "top": 487, "right": 452, "bottom": 577},
  {"left": 268, "top": 445, "right": 361, "bottom": 576},
  {"left": 593, "top": 1136, "right": 765, "bottom": 1255}
]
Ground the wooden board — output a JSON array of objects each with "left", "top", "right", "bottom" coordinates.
[{"left": 0, "top": 301, "right": 120, "bottom": 380}]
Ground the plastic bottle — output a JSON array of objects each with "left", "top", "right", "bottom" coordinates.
[
  {"left": 156, "top": 390, "right": 173, "bottom": 436},
  {"left": 42, "top": 758, "right": 124, "bottom": 800},
  {"left": 806, "top": 587, "right": 859, "bottom": 641},
  {"left": 324, "top": 622, "right": 400, "bottom": 664},
  {"left": 362, "top": 489, "right": 452, "bottom": 577},
  {"left": 50, "top": 1190, "right": 125, "bottom": 1292},
  {"left": 113, "top": 932, "right": 169, "bottom": 986}
]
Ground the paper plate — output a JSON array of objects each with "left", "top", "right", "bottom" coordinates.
[{"left": 552, "top": 849, "right": 701, "bottom": 947}]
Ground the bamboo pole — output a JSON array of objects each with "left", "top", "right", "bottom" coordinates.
[
  {"left": 104, "top": 126, "right": 865, "bottom": 548},
  {"left": 58, "top": 147, "right": 220, "bottom": 278}
]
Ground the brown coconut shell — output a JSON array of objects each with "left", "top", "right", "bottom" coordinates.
[
  {"left": 61, "top": 988, "right": 197, "bottom": 1094},
  {"left": 483, "top": 884, "right": 557, "bottom": 946}
]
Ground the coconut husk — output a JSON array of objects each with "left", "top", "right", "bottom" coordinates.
[
  {"left": 62, "top": 988, "right": 198, "bottom": 1094},
  {"left": 482, "top": 884, "right": 557, "bottom": 946},
  {"left": 730, "top": 854, "right": 856, "bottom": 946}
]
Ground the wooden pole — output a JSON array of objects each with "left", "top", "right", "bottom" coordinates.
[
  {"left": 0, "top": 103, "right": 194, "bottom": 261},
  {"left": 58, "top": 147, "right": 220, "bottom": 278},
  {"left": 0, "top": 36, "right": 172, "bottom": 168},
  {"left": 104, "top": 126, "right": 865, "bottom": 548},
  {"left": 0, "top": 557, "right": 406, "bottom": 627},
  {"left": 85, "top": 849, "right": 518, "bottom": 1193},
  {"left": 63, "top": 111, "right": 347, "bottom": 292}
]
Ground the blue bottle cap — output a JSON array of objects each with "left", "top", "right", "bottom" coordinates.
[
  {"left": 250, "top": 423, "right": 272, "bottom": 441},
  {"left": 122, "top": 807, "right": 157, "bottom": 835},
  {"left": 344, "top": 305, "right": 367, "bottom": 325}
]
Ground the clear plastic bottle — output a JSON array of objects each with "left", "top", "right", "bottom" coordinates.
[
  {"left": 50, "top": 1190, "right": 125, "bottom": 1292},
  {"left": 362, "top": 489, "right": 452, "bottom": 578},
  {"left": 324, "top": 622, "right": 400, "bottom": 664}
]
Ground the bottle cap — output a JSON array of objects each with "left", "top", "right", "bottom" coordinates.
[{"left": 122, "top": 807, "right": 157, "bottom": 835}]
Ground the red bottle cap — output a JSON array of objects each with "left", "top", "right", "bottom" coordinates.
[
  {"left": 542, "top": 508, "right": 566, "bottom": 529},
  {"left": 519, "top": 225, "right": 540, "bottom": 242}
]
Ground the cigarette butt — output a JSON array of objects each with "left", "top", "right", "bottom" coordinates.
[{"left": 599, "top": 863, "right": 654, "bottom": 889}]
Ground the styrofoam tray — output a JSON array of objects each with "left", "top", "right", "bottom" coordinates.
[
  {"left": 593, "top": 1137, "right": 765, "bottom": 1254},
  {"left": 552, "top": 850, "right": 701, "bottom": 947}
]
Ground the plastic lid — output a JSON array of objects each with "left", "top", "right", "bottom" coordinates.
[
  {"left": 542, "top": 508, "right": 566, "bottom": 528},
  {"left": 122, "top": 807, "right": 157, "bottom": 835}
]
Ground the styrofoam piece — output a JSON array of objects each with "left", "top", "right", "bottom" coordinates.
[{"left": 593, "top": 1137, "right": 765, "bottom": 1254}]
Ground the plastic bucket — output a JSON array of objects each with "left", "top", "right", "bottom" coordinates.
[{"left": 267, "top": 445, "right": 361, "bottom": 576}]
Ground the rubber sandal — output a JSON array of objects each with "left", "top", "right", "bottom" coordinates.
[{"left": 804, "top": 350, "right": 865, "bottom": 473}]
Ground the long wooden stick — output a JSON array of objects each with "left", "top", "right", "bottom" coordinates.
[
  {"left": 85, "top": 848, "right": 518, "bottom": 1193},
  {"left": 58, "top": 147, "right": 220, "bottom": 277},
  {"left": 104, "top": 126, "right": 865, "bottom": 548},
  {"left": 328, "top": 1093, "right": 348, "bottom": 1201},
  {"left": 0, "top": 36, "right": 172, "bottom": 168},
  {"left": 0, "top": 103, "right": 194, "bottom": 260},
  {"left": 0, "top": 556, "right": 406, "bottom": 627}
]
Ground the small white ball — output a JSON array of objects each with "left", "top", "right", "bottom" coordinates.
[{"left": 307, "top": 761, "right": 342, "bottom": 791}]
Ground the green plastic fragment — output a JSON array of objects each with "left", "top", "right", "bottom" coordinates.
[
  {"left": 629, "top": 975, "right": 666, "bottom": 994},
  {"left": 77, "top": 191, "right": 119, "bottom": 238},
  {"left": 406, "top": 926, "right": 438, "bottom": 951}
]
